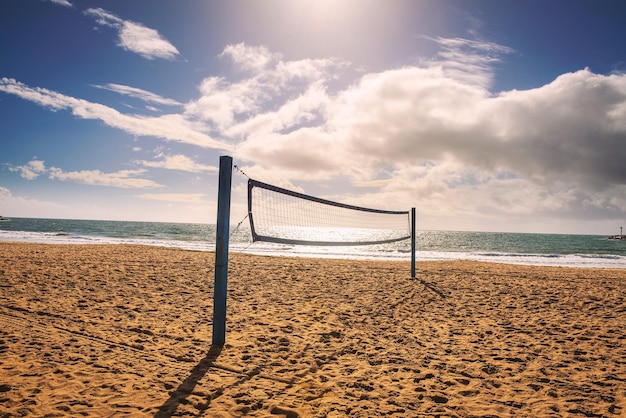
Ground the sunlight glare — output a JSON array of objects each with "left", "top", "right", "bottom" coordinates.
[{"left": 254, "top": 0, "right": 413, "bottom": 65}]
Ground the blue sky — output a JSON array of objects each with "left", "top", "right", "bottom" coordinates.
[{"left": 2, "top": 0, "right": 626, "bottom": 234}]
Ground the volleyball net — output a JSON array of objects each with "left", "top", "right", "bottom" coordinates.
[
  {"left": 248, "top": 179, "right": 411, "bottom": 246},
  {"left": 213, "top": 156, "right": 416, "bottom": 346}
]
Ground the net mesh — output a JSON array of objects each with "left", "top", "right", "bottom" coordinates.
[{"left": 248, "top": 179, "right": 411, "bottom": 246}]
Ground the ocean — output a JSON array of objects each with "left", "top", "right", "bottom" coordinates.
[{"left": 1, "top": 217, "right": 625, "bottom": 268}]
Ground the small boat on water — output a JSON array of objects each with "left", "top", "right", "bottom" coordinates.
[
  {"left": 0, "top": 215, "right": 8, "bottom": 221},
  {"left": 608, "top": 235, "right": 626, "bottom": 240},
  {"left": 608, "top": 227, "right": 625, "bottom": 240}
]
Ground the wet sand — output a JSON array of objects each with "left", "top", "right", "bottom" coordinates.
[{"left": 0, "top": 242, "right": 625, "bottom": 417}]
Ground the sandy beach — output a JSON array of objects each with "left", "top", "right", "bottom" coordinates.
[{"left": 0, "top": 242, "right": 624, "bottom": 417}]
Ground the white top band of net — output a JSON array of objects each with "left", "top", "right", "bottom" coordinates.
[{"left": 248, "top": 179, "right": 411, "bottom": 246}]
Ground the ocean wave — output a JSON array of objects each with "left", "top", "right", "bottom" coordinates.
[
  {"left": 577, "top": 253, "right": 621, "bottom": 260},
  {"left": 2, "top": 227, "right": 626, "bottom": 268},
  {"left": 477, "top": 252, "right": 562, "bottom": 259}
]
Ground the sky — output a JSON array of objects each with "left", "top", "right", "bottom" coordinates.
[{"left": 2, "top": 0, "right": 626, "bottom": 234}]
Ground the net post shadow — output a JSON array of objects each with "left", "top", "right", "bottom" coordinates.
[
  {"left": 417, "top": 277, "right": 448, "bottom": 299},
  {"left": 154, "top": 344, "right": 223, "bottom": 417}
]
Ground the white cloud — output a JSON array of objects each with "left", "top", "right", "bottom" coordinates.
[
  {"left": 185, "top": 44, "right": 343, "bottom": 130},
  {"left": 185, "top": 76, "right": 260, "bottom": 129},
  {"left": 135, "top": 154, "right": 218, "bottom": 173},
  {"left": 84, "top": 7, "right": 121, "bottom": 26},
  {"left": 421, "top": 36, "right": 514, "bottom": 88},
  {"left": 10, "top": 160, "right": 162, "bottom": 189},
  {"left": 135, "top": 193, "right": 209, "bottom": 204},
  {"left": 0, "top": 186, "right": 68, "bottom": 218},
  {"left": 225, "top": 82, "right": 329, "bottom": 138},
  {"left": 84, "top": 8, "right": 180, "bottom": 60},
  {"left": 47, "top": 0, "right": 72, "bottom": 7},
  {"left": 220, "top": 43, "right": 276, "bottom": 73},
  {"left": 48, "top": 167, "right": 162, "bottom": 189},
  {"left": 9, "top": 160, "right": 47, "bottom": 180},
  {"left": 0, "top": 78, "right": 230, "bottom": 150},
  {"left": 117, "top": 21, "right": 180, "bottom": 61},
  {"left": 236, "top": 129, "right": 345, "bottom": 180},
  {"left": 0, "top": 186, "right": 11, "bottom": 198},
  {"left": 92, "top": 83, "right": 182, "bottom": 106}
]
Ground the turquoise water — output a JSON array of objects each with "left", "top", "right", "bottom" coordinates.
[{"left": 1, "top": 217, "right": 625, "bottom": 268}]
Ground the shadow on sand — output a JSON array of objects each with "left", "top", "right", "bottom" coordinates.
[{"left": 154, "top": 344, "right": 223, "bottom": 417}]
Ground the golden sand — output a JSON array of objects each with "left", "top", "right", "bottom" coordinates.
[{"left": 0, "top": 242, "right": 624, "bottom": 417}]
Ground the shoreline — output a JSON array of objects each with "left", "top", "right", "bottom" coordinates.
[
  {"left": 1, "top": 236, "right": 626, "bottom": 269},
  {"left": 1, "top": 242, "right": 625, "bottom": 416}
]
